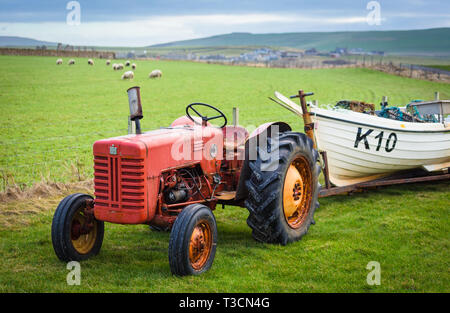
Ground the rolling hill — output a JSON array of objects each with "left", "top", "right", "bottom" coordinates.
[
  {"left": 0, "top": 36, "right": 57, "bottom": 47},
  {"left": 150, "top": 28, "right": 450, "bottom": 55},
  {"left": 3, "top": 28, "right": 450, "bottom": 56}
]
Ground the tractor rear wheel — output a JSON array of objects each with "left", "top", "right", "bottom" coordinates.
[
  {"left": 51, "top": 193, "right": 104, "bottom": 261},
  {"left": 169, "top": 204, "right": 217, "bottom": 276},
  {"left": 245, "top": 131, "right": 321, "bottom": 245}
]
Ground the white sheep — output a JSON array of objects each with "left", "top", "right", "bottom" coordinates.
[
  {"left": 68, "top": 59, "right": 75, "bottom": 65},
  {"left": 149, "top": 69, "right": 162, "bottom": 78},
  {"left": 112, "top": 63, "right": 124, "bottom": 70},
  {"left": 56, "top": 58, "right": 63, "bottom": 65},
  {"left": 88, "top": 59, "right": 94, "bottom": 65},
  {"left": 106, "top": 59, "right": 111, "bottom": 65},
  {"left": 121, "top": 71, "right": 134, "bottom": 80},
  {"left": 125, "top": 60, "right": 131, "bottom": 66},
  {"left": 131, "top": 63, "right": 136, "bottom": 70}
]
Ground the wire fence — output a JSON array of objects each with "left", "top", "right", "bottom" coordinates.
[
  {"left": 202, "top": 56, "right": 450, "bottom": 82},
  {"left": 397, "top": 63, "right": 450, "bottom": 78}
]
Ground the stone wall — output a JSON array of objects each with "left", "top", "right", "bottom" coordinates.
[{"left": 0, "top": 48, "right": 115, "bottom": 59}]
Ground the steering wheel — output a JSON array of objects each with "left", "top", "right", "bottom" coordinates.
[{"left": 186, "top": 103, "right": 227, "bottom": 128}]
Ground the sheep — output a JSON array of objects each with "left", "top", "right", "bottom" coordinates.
[
  {"left": 112, "top": 63, "right": 124, "bottom": 70},
  {"left": 121, "top": 70, "right": 134, "bottom": 80},
  {"left": 106, "top": 59, "right": 111, "bottom": 66},
  {"left": 56, "top": 58, "right": 63, "bottom": 65},
  {"left": 68, "top": 59, "right": 75, "bottom": 65},
  {"left": 131, "top": 63, "right": 136, "bottom": 70},
  {"left": 88, "top": 59, "right": 94, "bottom": 66},
  {"left": 149, "top": 69, "right": 162, "bottom": 78},
  {"left": 125, "top": 60, "right": 131, "bottom": 67}
]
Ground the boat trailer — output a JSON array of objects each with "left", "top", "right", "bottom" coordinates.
[{"left": 319, "top": 149, "right": 449, "bottom": 197}]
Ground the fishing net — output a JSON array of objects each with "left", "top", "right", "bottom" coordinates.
[
  {"left": 335, "top": 99, "right": 439, "bottom": 123},
  {"left": 335, "top": 100, "right": 375, "bottom": 114},
  {"left": 405, "top": 100, "right": 439, "bottom": 123},
  {"left": 377, "top": 106, "right": 419, "bottom": 122}
]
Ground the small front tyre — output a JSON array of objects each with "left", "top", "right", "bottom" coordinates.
[
  {"left": 169, "top": 204, "right": 218, "bottom": 276},
  {"left": 51, "top": 193, "right": 104, "bottom": 262}
]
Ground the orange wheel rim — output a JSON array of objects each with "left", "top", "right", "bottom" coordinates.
[
  {"left": 282, "top": 156, "right": 312, "bottom": 229},
  {"left": 70, "top": 207, "right": 97, "bottom": 254},
  {"left": 189, "top": 220, "right": 212, "bottom": 270}
]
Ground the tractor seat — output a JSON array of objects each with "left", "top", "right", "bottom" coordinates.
[{"left": 222, "top": 126, "right": 249, "bottom": 151}]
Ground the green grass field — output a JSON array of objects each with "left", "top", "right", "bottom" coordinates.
[
  {"left": 1, "top": 55, "right": 449, "bottom": 189},
  {"left": 0, "top": 55, "right": 449, "bottom": 292}
]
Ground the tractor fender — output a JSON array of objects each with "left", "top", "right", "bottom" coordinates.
[{"left": 235, "top": 121, "right": 291, "bottom": 201}]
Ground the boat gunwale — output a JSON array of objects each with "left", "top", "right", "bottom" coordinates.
[{"left": 313, "top": 112, "right": 450, "bottom": 133}]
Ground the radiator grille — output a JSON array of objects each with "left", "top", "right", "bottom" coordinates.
[{"left": 94, "top": 155, "right": 145, "bottom": 210}]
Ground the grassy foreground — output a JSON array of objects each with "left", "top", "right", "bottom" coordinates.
[
  {"left": 0, "top": 181, "right": 448, "bottom": 292},
  {"left": 0, "top": 55, "right": 448, "bottom": 292}
]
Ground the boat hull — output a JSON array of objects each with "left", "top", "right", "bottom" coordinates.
[{"left": 312, "top": 108, "right": 450, "bottom": 186}]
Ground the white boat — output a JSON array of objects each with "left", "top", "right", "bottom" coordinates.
[{"left": 274, "top": 92, "right": 450, "bottom": 187}]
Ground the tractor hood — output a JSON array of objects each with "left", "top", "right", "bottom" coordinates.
[
  {"left": 92, "top": 125, "right": 223, "bottom": 224},
  {"left": 93, "top": 126, "right": 223, "bottom": 172}
]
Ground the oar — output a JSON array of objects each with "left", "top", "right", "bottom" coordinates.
[
  {"left": 268, "top": 97, "right": 302, "bottom": 117},
  {"left": 271, "top": 91, "right": 303, "bottom": 116}
]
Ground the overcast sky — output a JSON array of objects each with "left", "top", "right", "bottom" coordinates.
[{"left": 0, "top": 0, "right": 449, "bottom": 46}]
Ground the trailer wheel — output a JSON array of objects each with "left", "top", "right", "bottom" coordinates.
[
  {"left": 169, "top": 204, "right": 217, "bottom": 276},
  {"left": 245, "top": 131, "right": 321, "bottom": 245},
  {"left": 51, "top": 193, "right": 104, "bottom": 261}
]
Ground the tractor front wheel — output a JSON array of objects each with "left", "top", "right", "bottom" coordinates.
[
  {"left": 51, "top": 193, "right": 104, "bottom": 262},
  {"left": 168, "top": 204, "right": 217, "bottom": 276}
]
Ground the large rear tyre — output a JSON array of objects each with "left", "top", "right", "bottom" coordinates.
[
  {"left": 245, "top": 131, "right": 321, "bottom": 245},
  {"left": 169, "top": 204, "right": 217, "bottom": 276},
  {"left": 51, "top": 193, "right": 104, "bottom": 262}
]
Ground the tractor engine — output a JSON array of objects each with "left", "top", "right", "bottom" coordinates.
[{"left": 162, "top": 167, "right": 210, "bottom": 205}]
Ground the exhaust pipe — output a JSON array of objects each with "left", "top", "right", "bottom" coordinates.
[{"left": 127, "top": 86, "right": 143, "bottom": 134}]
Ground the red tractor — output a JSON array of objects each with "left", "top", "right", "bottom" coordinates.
[{"left": 51, "top": 87, "right": 321, "bottom": 275}]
